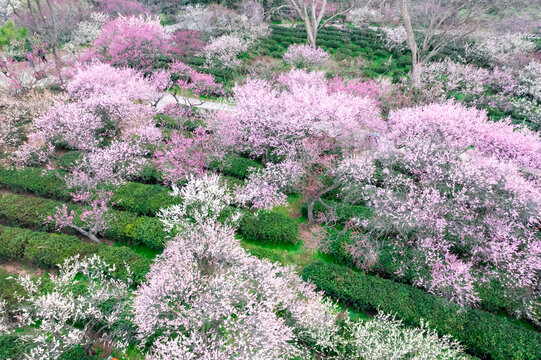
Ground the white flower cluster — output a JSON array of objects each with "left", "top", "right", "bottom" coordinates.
[
  {"left": 6, "top": 255, "right": 133, "bottom": 360},
  {"left": 158, "top": 174, "right": 242, "bottom": 232},
  {"left": 349, "top": 6, "right": 384, "bottom": 27}
]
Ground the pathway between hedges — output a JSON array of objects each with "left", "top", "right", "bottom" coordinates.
[{"left": 157, "top": 93, "right": 237, "bottom": 112}]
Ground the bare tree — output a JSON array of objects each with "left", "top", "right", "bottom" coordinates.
[
  {"left": 7, "top": 0, "right": 89, "bottom": 84},
  {"left": 279, "top": 0, "right": 353, "bottom": 46},
  {"left": 398, "top": 0, "right": 496, "bottom": 87}
]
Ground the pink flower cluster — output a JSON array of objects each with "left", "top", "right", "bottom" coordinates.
[
  {"left": 388, "top": 102, "right": 541, "bottom": 170},
  {"left": 153, "top": 127, "right": 223, "bottom": 186},
  {"left": 327, "top": 76, "right": 388, "bottom": 102},
  {"left": 215, "top": 69, "right": 384, "bottom": 161},
  {"left": 283, "top": 44, "right": 329, "bottom": 68}
]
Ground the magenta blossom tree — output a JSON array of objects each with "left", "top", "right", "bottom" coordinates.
[{"left": 90, "top": 15, "right": 170, "bottom": 73}]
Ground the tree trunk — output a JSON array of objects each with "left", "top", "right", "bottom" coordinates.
[
  {"left": 305, "top": 18, "right": 316, "bottom": 46},
  {"left": 306, "top": 198, "right": 315, "bottom": 224},
  {"left": 399, "top": 0, "right": 422, "bottom": 88},
  {"left": 71, "top": 225, "right": 101, "bottom": 243}
]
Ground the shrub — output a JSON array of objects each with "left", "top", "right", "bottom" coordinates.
[
  {"left": 112, "top": 182, "right": 182, "bottom": 216},
  {"left": 56, "top": 151, "right": 83, "bottom": 170},
  {"left": 300, "top": 200, "right": 372, "bottom": 223},
  {"left": 239, "top": 211, "right": 299, "bottom": 245},
  {"left": 208, "top": 155, "right": 263, "bottom": 179},
  {"left": 0, "top": 167, "right": 178, "bottom": 217},
  {"left": 283, "top": 44, "right": 329, "bottom": 69},
  {"left": 24, "top": 232, "right": 96, "bottom": 268},
  {"left": 0, "top": 224, "right": 150, "bottom": 283},
  {"left": 303, "top": 262, "right": 541, "bottom": 360}
]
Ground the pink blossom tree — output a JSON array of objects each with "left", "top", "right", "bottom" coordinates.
[
  {"left": 214, "top": 69, "right": 384, "bottom": 162},
  {"left": 153, "top": 127, "right": 223, "bottom": 186},
  {"left": 134, "top": 221, "right": 341, "bottom": 358},
  {"left": 47, "top": 190, "right": 115, "bottom": 243},
  {"left": 170, "top": 30, "right": 205, "bottom": 60},
  {"left": 341, "top": 103, "right": 541, "bottom": 321}
]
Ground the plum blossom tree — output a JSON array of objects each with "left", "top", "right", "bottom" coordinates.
[
  {"left": 214, "top": 69, "right": 384, "bottom": 162},
  {"left": 340, "top": 103, "right": 541, "bottom": 321},
  {"left": 157, "top": 174, "right": 242, "bottom": 232},
  {"left": 201, "top": 34, "right": 249, "bottom": 70},
  {"left": 47, "top": 190, "right": 115, "bottom": 243},
  {"left": 12, "top": 62, "right": 160, "bottom": 166},
  {"left": 153, "top": 127, "right": 223, "bottom": 186},
  {"left": 134, "top": 221, "right": 340, "bottom": 358},
  {"left": 8, "top": 255, "right": 134, "bottom": 359},
  {"left": 170, "top": 30, "right": 205, "bottom": 60}
]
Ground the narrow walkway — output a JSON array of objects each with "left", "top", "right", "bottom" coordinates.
[{"left": 156, "top": 93, "right": 237, "bottom": 112}]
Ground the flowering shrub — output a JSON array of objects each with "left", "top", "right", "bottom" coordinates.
[
  {"left": 201, "top": 34, "right": 249, "bottom": 70},
  {"left": 471, "top": 33, "right": 537, "bottom": 67},
  {"left": 380, "top": 26, "right": 407, "bottom": 52},
  {"left": 92, "top": 15, "right": 170, "bottom": 72},
  {"left": 349, "top": 6, "right": 384, "bottom": 27},
  {"left": 283, "top": 44, "right": 329, "bottom": 68}
]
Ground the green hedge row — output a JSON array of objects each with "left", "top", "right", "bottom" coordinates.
[
  {"left": 0, "top": 225, "right": 151, "bottom": 283},
  {"left": 0, "top": 168, "right": 297, "bottom": 247},
  {"left": 324, "top": 230, "right": 534, "bottom": 328},
  {"left": 0, "top": 192, "right": 167, "bottom": 251},
  {"left": 300, "top": 199, "right": 372, "bottom": 223},
  {"left": 302, "top": 262, "right": 541, "bottom": 360},
  {"left": 239, "top": 211, "right": 299, "bottom": 245},
  {"left": 0, "top": 167, "right": 243, "bottom": 218},
  {"left": 208, "top": 155, "right": 263, "bottom": 180},
  {"left": 0, "top": 167, "right": 181, "bottom": 217}
]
